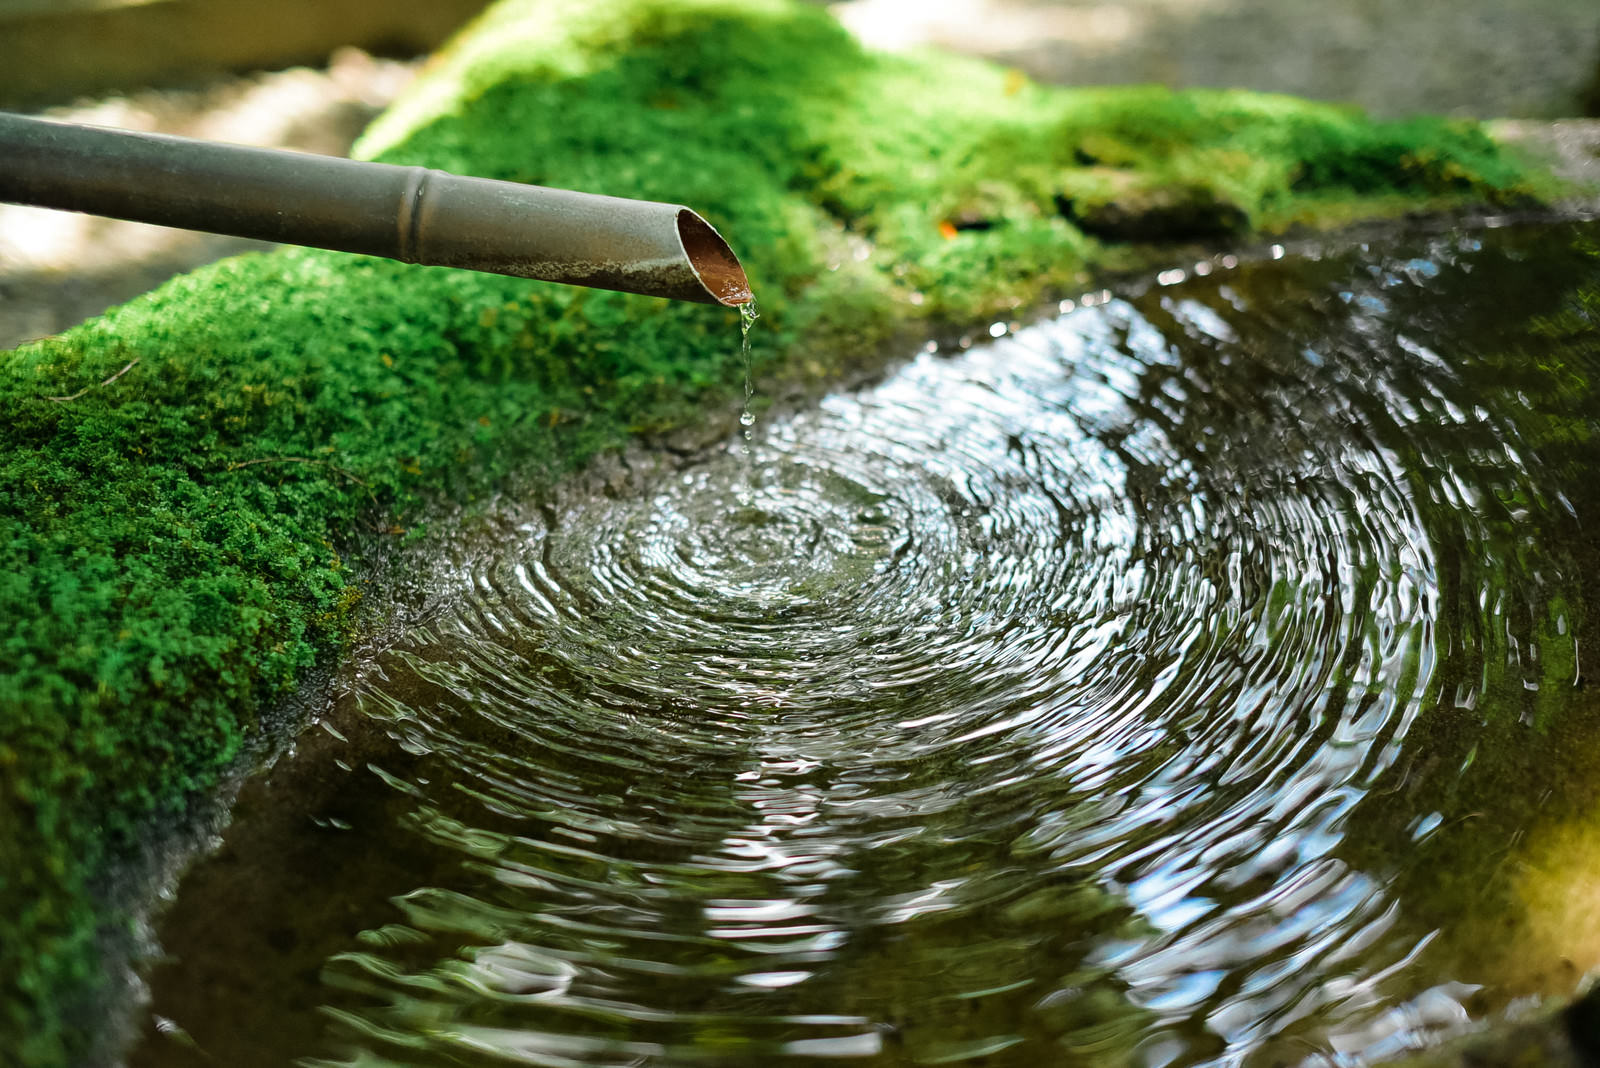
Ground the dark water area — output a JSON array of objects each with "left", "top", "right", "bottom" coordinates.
[{"left": 131, "top": 221, "right": 1600, "bottom": 1067}]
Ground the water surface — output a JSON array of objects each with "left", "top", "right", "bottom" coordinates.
[{"left": 133, "top": 221, "right": 1600, "bottom": 1067}]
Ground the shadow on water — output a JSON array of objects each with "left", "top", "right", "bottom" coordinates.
[{"left": 130, "top": 220, "right": 1600, "bottom": 1067}]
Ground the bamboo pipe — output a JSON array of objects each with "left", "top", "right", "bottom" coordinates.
[{"left": 0, "top": 111, "right": 751, "bottom": 306}]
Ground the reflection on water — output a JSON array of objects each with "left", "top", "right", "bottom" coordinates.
[{"left": 133, "top": 222, "right": 1600, "bottom": 1067}]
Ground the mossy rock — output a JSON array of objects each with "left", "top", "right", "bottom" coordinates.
[
  {"left": 0, "top": 0, "right": 1568, "bottom": 1061},
  {"left": 1057, "top": 169, "right": 1252, "bottom": 241}
]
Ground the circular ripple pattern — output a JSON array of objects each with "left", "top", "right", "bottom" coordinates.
[{"left": 256, "top": 226, "right": 1598, "bottom": 1067}]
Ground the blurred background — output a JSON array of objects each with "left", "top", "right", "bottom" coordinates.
[{"left": 1, "top": 0, "right": 1598, "bottom": 348}]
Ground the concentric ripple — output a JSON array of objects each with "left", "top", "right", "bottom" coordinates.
[{"left": 135, "top": 222, "right": 1600, "bottom": 1068}]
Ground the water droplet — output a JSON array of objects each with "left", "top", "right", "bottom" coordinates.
[{"left": 738, "top": 299, "right": 760, "bottom": 442}]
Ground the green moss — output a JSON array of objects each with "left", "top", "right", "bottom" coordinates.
[{"left": 0, "top": 0, "right": 1562, "bottom": 1060}]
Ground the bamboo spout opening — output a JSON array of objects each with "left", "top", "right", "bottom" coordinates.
[{"left": 677, "top": 210, "right": 752, "bottom": 307}]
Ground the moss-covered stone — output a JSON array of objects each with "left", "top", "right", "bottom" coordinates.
[{"left": 0, "top": 0, "right": 1568, "bottom": 1060}]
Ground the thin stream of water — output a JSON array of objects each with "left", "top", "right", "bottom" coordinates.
[
  {"left": 131, "top": 221, "right": 1600, "bottom": 1068},
  {"left": 740, "top": 299, "right": 760, "bottom": 439}
]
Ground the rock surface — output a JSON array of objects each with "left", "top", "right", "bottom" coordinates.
[
  {"left": 1494, "top": 118, "right": 1600, "bottom": 212},
  {"left": 832, "top": 0, "right": 1600, "bottom": 120}
]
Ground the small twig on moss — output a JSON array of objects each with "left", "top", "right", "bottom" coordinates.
[
  {"left": 45, "top": 358, "right": 140, "bottom": 402},
  {"left": 228, "top": 455, "right": 366, "bottom": 483},
  {"left": 226, "top": 456, "right": 380, "bottom": 506}
]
